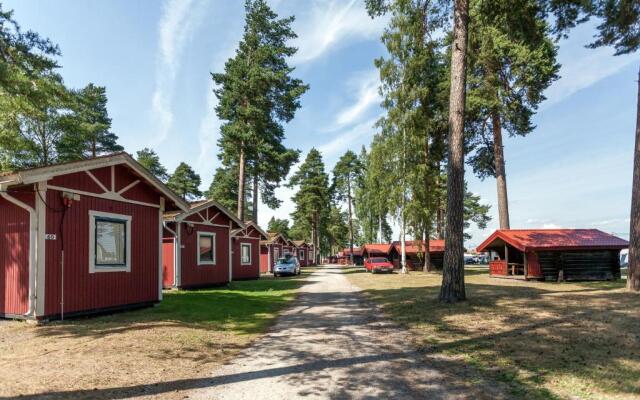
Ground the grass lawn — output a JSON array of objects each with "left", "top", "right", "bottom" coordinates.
[
  {"left": 347, "top": 266, "right": 639, "bottom": 400},
  {"left": 0, "top": 272, "right": 312, "bottom": 399}
]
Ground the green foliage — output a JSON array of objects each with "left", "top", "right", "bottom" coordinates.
[
  {"left": 204, "top": 164, "right": 253, "bottom": 216},
  {"left": 466, "top": 0, "right": 559, "bottom": 179},
  {"left": 212, "top": 0, "right": 307, "bottom": 217},
  {"left": 464, "top": 187, "right": 491, "bottom": 240},
  {"left": 57, "top": 83, "right": 123, "bottom": 161},
  {"left": 267, "top": 216, "right": 290, "bottom": 237},
  {"left": 289, "top": 148, "right": 331, "bottom": 253},
  {"left": 589, "top": 0, "right": 640, "bottom": 55},
  {"left": 136, "top": 148, "right": 169, "bottom": 182},
  {"left": 168, "top": 162, "right": 202, "bottom": 201}
]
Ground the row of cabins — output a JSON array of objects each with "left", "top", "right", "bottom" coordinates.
[
  {"left": 337, "top": 240, "right": 445, "bottom": 270},
  {"left": 341, "top": 229, "right": 628, "bottom": 281},
  {"left": 0, "top": 154, "right": 314, "bottom": 320}
]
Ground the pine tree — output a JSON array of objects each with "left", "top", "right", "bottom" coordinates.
[
  {"left": 268, "top": 217, "right": 290, "bottom": 237},
  {"left": 289, "top": 149, "right": 330, "bottom": 263},
  {"left": 466, "top": 0, "right": 559, "bottom": 230},
  {"left": 332, "top": 150, "right": 364, "bottom": 265},
  {"left": 58, "top": 84, "right": 123, "bottom": 161},
  {"left": 212, "top": 0, "right": 307, "bottom": 221},
  {"left": 136, "top": 148, "right": 170, "bottom": 182},
  {"left": 168, "top": 162, "right": 202, "bottom": 201}
]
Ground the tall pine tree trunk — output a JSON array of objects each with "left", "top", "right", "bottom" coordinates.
[
  {"left": 435, "top": 161, "right": 444, "bottom": 239},
  {"left": 237, "top": 144, "right": 246, "bottom": 221},
  {"left": 424, "top": 123, "right": 432, "bottom": 272},
  {"left": 252, "top": 174, "right": 259, "bottom": 223},
  {"left": 492, "top": 111, "right": 510, "bottom": 230},
  {"left": 400, "top": 216, "right": 407, "bottom": 274},
  {"left": 378, "top": 213, "right": 383, "bottom": 243},
  {"left": 348, "top": 178, "right": 354, "bottom": 265},
  {"left": 440, "top": 0, "right": 469, "bottom": 303},
  {"left": 423, "top": 230, "right": 432, "bottom": 272},
  {"left": 628, "top": 67, "right": 640, "bottom": 292}
]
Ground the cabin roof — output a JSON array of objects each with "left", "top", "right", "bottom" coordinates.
[
  {"left": 0, "top": 152, "right": 188, "bottom": 211},
  {"left": 231, "top": 220, "right": 268, "bottom": 239},
  {"left": 261, "top": 232, "right": 287, "bottom": 245},
  {"left": 362, "top": 243, "right": 394, "bottom": 255},
  {"left": 163, "top": 199, "right": 244, "bottom": 229},
  {"left": 292, "top": 240, "right": 308, "bottom": 247},
  {"left": 340, "top": 247, "right": 363, "bottom": 256},
  {"left": 392, "top": 239, "right": 445, "bottom": 254},
  {"left": 476, "top": 229, "right": 629, "bottom": 253}
]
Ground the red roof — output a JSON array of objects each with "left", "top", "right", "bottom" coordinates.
[
  {"left": 476, "top": 229, "right": 629, "bottom": 252},
  {"left": 340, "top": 247, "right": 363, "bottom": 256},
  {"left": 362, "top": 243, "right": 394, "bottom": 255},
  {"left": 392, "top": 239, "right": 445, "bottom": 254}
]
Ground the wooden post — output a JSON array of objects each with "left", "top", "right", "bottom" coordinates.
[
  {"left": 504, "top": 244, "right": 509, "bottom": 275},
  {"left": 523, "top": 252, "right": 528, "bottom": 279}
]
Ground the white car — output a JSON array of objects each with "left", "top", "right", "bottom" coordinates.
[{"left": 274, "top": 256, "right": 301, "bottom": 277}]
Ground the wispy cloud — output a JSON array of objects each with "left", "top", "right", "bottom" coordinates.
[
  {"left": 543, "top": 22, "right": 640, "bottom": 109},
  {"left": 150, "top": 0, "right": 208, "bottom": 145},
  {"left": 318, "top": 116, "right": 379, "bottom": 160},
  {"left": 292, "top": 0, "right": 387, "bottom": 64},
  {"left": 334, "top": 69, "right": 381, "bottom": 127}
]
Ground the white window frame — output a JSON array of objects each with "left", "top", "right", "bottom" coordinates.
[
  {"left": 240, "top": 242, "right": 252, "bottom": 265},
  {"left": 299, "top": 249, "right": 305, "bottom": 261},
  {"left": 273, "top": 247, "right": 280, "bottom": 262},
  {"left": 89, "top": 210, "right": 132, "bottom": 273},
  {"left": 197, "top": 231, "right": 216, "bottom": 266}
]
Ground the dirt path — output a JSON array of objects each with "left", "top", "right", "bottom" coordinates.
[{"left": 187, "top": 266, "right": 507, "bottom": 400}]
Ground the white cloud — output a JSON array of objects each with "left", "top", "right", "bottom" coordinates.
[
  {"left": 291, "top": 0, "right": 387, "bottom": 64},
  {"left": 150, "top": 0, "right": 208, "bottom": 145},
  {"left": 334, "top": 70, "right": 381, "bottom": 127},
  {"left": 318, "top": 116, "right": 379, "bottom": 160}
]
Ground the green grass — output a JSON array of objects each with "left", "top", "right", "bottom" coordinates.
[
  {"left": 347, "top": 267, "right": 640, "bottom": 400},
  {"left": 0, "top": 272, "right": 313, "bottom": 398}
]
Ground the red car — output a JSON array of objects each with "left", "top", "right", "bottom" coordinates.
[{"left": 364, "top": 257, "right": 394, "bottom": 273}]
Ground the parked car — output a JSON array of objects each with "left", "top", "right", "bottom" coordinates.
[
  {"left": 274, "top": 255, "right": 301, "bottom": 277},
  {"left": 621, "top": 250, "right": 629, "bottom": 268},
  {"left": 464, "top": 255, "right": 479, "bottom": 264},
  {"left": 364, "top": 257, "right": 394, "bottom": 273}
]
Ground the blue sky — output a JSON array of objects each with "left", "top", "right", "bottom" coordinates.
[{"left": 5, "top": 0, "right": 639, "bottom": 247}]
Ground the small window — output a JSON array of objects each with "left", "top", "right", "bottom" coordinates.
[
  {"left": 89, "top": 211, "right": 131, "bottom": 273},
  {"left": 197, "top": 232, "right": 216, "bottom": 265},
  {"left": 299, "top": 249, "right": 305, "bottom": 260},
  {"left": 273, "top": 247, "right": 280, "bottom": 262},
  {"left": 241, "top": 243, "right": 251, "bottom": 265}
]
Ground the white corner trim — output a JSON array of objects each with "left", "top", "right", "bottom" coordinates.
[
  {"left": 158, "top": 197, "right": 165, "bottom": 301},
  {"left": 240, "top": 242, "right": 252, "bottom": 265},
  {"left": 117, "top": 179, "right": 141, "bottom": 195},
  {"left": 89, "top": 210, "right": 132, "bottom": 273},
  {"left": 196, "top": 231, "right": 216, "bottom": 266}
]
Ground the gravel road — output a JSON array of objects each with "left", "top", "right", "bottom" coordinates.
[{"left": 188, "top": 265, "right": 507, "bottom": 400}]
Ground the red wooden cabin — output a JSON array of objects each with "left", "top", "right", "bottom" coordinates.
[
  {"left": 260, "top": 232, "right": 287, "bottom": 273},
  {"left": 391, "top": 240, "right": 445, "bottom": 270},
  {"left": 477, "top": 229, "right": 628, "bottom": 281},
  {"left": 292, "top": 241, "right": 309, "bottom": 266},
  {"left": 338, "top": 247, "right": 364, "bottom": 265},
  {"left": 362, "top": 243, "right": 395, "bottom": 261},
  {"left": 231, "top": 221, "right": 268, "bottom": 280},
  {"left": 307, "top": 243, "right": 316, "bottom": 265},
  {"left": 283, "top": 238, "right": 296, "bottom": 257},
  {"left": 0, "top": 153, "right": 187, "bottom": 320},
  {"left": 162, "top": 200, "right": 243, "bottom": 288}
]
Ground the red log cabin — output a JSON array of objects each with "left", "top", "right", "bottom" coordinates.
[
  {"left": 283, "top": 238, "right": 296, "bottom": 257},
  {"left": 231, "top": 221, "right": 269, "bottom": 280},
  {"left": 362, "top": 243, "right": 396, "bottom": 262},
  {"left": 477, "top": 229, "right": 629, "bottom": 281},
  {"left": 391, "top": 240, "right": 445, "bottom": 270},
  {"left": 0, "top": 153, "right": 187, "bottom": 320},
  {"left": 260, "top": 232, "right": 287, "bottom": 273},
  {"left": 162, "top": 199, "right": 244, "bottom": 288}
]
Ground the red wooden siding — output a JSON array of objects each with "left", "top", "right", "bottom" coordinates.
[
  {"left": 526, "top": 251, "right": 542, "bottom": 278},
  {"left": 50, "top": 171, "right": 104, "bottom": 194},
  {"left": 162, "top": 239, "right": 175, "bottom": 288},
  {"left": 179, "top": 223, "right": 230, "bottom": 287},
  {"left": 0, "top": 194, "right": 31, "bottom": 316},
  {"left": 232, "top": 237, "right": 260, "bottom": 280},
  {"left": 44, "top": 188, "right": 160, "bottom": 317},
  {"left": 489, "top": 260, "right": 508, "bottom": 276}
]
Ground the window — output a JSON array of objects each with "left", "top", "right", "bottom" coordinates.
[
  {"left": 89, "top": 211, "right": 132, "bottom": 273},
  {"left": 299, "top": 249, "right": 305, "bottom": 260},
  {"left": 197, "top": 232, "right": 216, "bottom": 265},
  {"left": 241, "top": 243, "right": 251, "bottom": 265},
  {"left": 273, "top": 247, "right": 280, "bottom": 262}
]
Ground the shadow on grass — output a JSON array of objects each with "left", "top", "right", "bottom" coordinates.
[
  {"left": 357, "top": 277, "right": 640, "bottom": 399},
  {"left": 33, "top": 274, "right": 311, "bottom": 340}
]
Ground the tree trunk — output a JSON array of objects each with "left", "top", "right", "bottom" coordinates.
[
  {"left": 347, "top": 177, "right": 354, "bottom": 265},
  {"left": 400, "top": 217, "right": 407, "bottom": 274},
  {"left": 423, "top": 230, "right": 432, "bottom": 272},
  {"left": 435, "top": 161, "right": 444, "bottom": 239},
  {"left": 237, "top": 144, "right": 246, "bottom": 221},
  {"left": 492, "top": 110, "right": 510, "bottom": 230},
  {"left": 440, "top": 0, "right": 469, "bottom": 303},
  {"left": 252, "top": 174, "right": 259, "bottom": 223},
  {"left": 628, "top": 67, "right": 640, "bottom": 292},
  {"left": 378, "top": 213, "right": 383, "bottom": 243}
]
